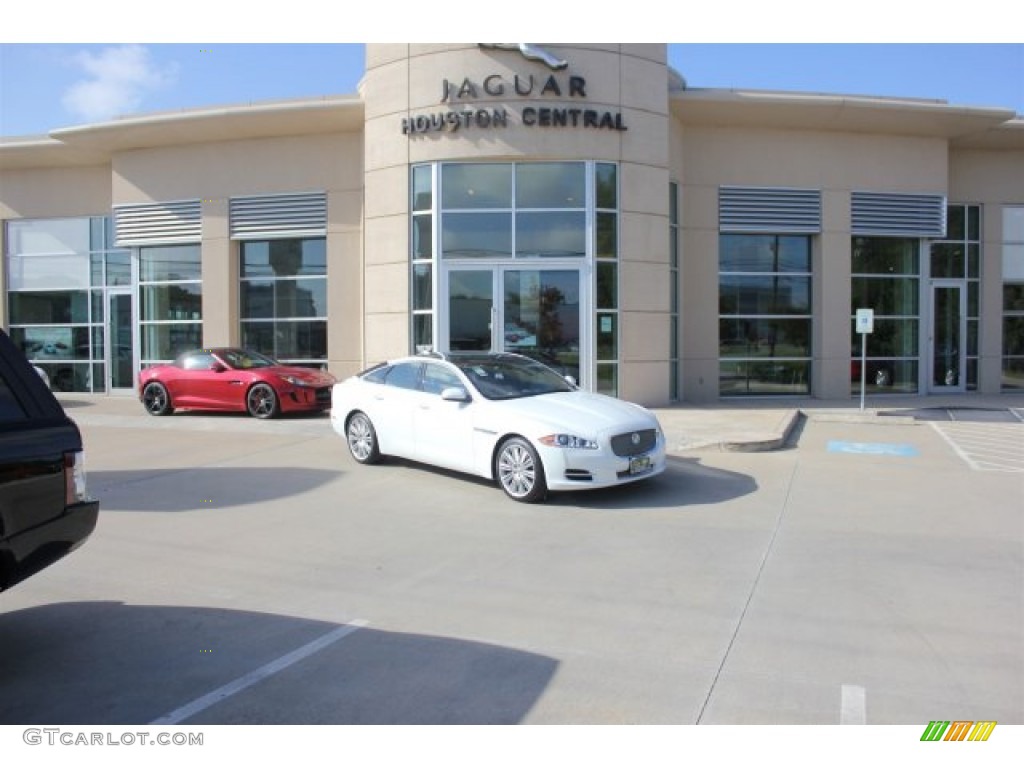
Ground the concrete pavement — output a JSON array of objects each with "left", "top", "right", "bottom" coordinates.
[
  {"left": 17, "top": 390, "right": 1019, "bottom": 726},
  {"left": 57, "top": 389, "right": 1024, "bottom": 456}
]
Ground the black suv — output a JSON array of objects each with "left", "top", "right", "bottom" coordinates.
[{"left": 1, "top": 328, "right": 98, "bottom": 592}]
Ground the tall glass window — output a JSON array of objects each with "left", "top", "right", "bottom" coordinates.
[
  {"left": 439, "top": 162, "right": 588, "bottom": 259},
  {"left": 719, "top": 234, "right": 812, "bottom": 395},
  {"left": 413, "top": 161, "right": 618, "bottom": 395},
  {"left": 411, "top": 165, "right": 435, "bottom": 351},
  {"left": 594, "top": 163, "right": 618, "bottom": 395},
  {"left": 139, "top": 244, "right": 202, "bottom": 364},
  {"left": 930, "top": 204, "right": 981, "bottom": 389},
  {"left": 850, "top": 237, "right": 920, "bottom": 393},
  {"left": 240, "top": 238, "right": 326, "bottom": 365},
  {"left": 5, "top": 216, "right": 127, "bottom": 391},
  {"left": 1002, "top": 205, "right": 1024, "bottom": 390}
]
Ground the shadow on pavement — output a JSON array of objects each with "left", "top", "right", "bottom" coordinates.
[
  {"left": 369, "top": 457, "right": 757, "bottom": 511},
  {"left": 555, "top": 459, "right": 758, "bottom": 510},
  {"left": 0, "top": 601, "right": 558, "bottom": 725},
  {"left": 88, "top": 467, "right": 341, "bottom": 512}
]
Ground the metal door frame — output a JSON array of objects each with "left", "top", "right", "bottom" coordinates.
[
  {"left": 440, "top": 261, "right": 590, "bottom": 389},
  {"left": 105, "top": 286, "right": 137, "bottom": 393},
  {"left": 927, "top": 279, "right": 966, "bottom": 393}
]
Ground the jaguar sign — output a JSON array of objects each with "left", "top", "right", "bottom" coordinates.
[{"left": 400, "top": 44, "right": 627, "bottom": 136}]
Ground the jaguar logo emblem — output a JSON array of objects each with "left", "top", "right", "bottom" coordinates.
[
  {"left": 631, "top": 432, "right": 641, "bottom": 446},
  {"left": 479, "top": 43, "right": 568, "bottom": 71}
]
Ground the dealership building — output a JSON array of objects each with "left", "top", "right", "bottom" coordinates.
[{"left": 2, "top": 43, "right": 1022, "bottom": 404}]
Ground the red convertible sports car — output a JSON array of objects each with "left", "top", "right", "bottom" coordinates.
[{"left": 138, "top": 348, "right": 336, "bottom": 419}]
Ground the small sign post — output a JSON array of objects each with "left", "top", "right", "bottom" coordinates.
[{"left": 855, "top": 309, "right": 874, "bottom": 412}]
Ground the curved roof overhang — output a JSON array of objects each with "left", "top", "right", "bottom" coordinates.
[
  {"left": 1, "top": 95, "right": 365, "bottom": 170},
  {"left": 670, "top": 88, "right": 1021, "bottom": 147}
]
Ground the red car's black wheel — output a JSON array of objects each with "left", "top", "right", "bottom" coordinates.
[
  {"left": 246, "top": 383, "right": 280, "bottom": 419},
  {"left": 142, "top": 381, "right": 173, "bottom": 416}
]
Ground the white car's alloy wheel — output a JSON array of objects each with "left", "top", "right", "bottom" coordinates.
[
  {"left": 346, "top": 411, "right": 380, "bottom": 464},
  {"left": 496, "top": 437, "right": 546, "bottom": 503}
]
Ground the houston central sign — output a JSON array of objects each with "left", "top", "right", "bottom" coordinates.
[{"left": 401, "top": 59, "right": 627, "bottom": 136}]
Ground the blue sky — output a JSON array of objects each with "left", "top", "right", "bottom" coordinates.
[{"left": 2, "top": 43, "right": 1020, "bottom": 138}]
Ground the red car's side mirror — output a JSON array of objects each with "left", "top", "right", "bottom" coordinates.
[{"left": 211, "top": 362, "right": 226, "bottom": 373}]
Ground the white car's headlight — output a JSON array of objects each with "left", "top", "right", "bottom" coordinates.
[{"left": 538, "top": 434, "right": 599, "bottom": 450}]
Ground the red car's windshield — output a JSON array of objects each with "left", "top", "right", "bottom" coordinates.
[{"left": 218, "top": 349, "right": 279, "bottom": 370}]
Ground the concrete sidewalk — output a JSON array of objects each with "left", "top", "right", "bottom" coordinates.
[
  {"left": 653, "top": 391, "right": 1024, "bottom": 454},
  {"left": 56, "top": 391, "right": 1024, "bottom": 457}
]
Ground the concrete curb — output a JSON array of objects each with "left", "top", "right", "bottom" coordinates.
[
  {"left": 714, "top": 408, "right": 921, "bottom": 452},
  {"left": 719, "top": 409, "right": 803, "bottom": 452},
  {"left": 668, "top": 408, "right": 802, "bottom": 454},
  {"left": 807, "top": 411, "right": 917, "bottom": 426},
  {"left": 669, "top": 408, "right": 918, "bottom": 456}
]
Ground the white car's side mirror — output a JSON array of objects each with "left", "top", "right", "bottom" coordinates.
[
  {"left": 564, "top": 375, "right": 578, "bottom": 389},
  {"left": 441, "top": 386, "right": 471, "bottom": 403}
]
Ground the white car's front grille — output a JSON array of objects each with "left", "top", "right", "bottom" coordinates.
[{"left": 610, "top": 429, "right": 657, "bottom": 457}]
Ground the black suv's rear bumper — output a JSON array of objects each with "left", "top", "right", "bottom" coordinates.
[{"left": 0, "top": 499, "right": 99, "bottom": 591}]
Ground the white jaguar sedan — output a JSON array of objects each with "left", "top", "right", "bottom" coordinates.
[{"left": 330, "top": 352, "right": 666, "bottom": 503}]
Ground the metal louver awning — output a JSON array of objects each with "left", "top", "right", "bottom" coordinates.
[
  {"left": 719, "top": 187, "right": 822, "bottom": 234},
  {"left": 851, "top": 191, "right": 946, "bottom": 238},
  {"left": 113, "top": 200, "right": 201, "bottom": 246},
  {"left": 230, "top": 192, "right": 327, "bottom": 239}
]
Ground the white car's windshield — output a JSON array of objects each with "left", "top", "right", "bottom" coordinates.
[{"left": 452, "top": 355, "right": 573, "bottom": 400}]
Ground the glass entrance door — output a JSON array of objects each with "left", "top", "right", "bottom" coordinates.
[
  {"left": 446, "top": 269, "right": 494, "bottom": 351},
  {"left": 930, "top": 282, "right": 965, "bottom": 391},
  {"left": 443, "top": 265, "right": 584, "bottom": 385},
  {"left": 502, "top": 268, "right": 581, "bottom": 383},
  {"left": 107, "top": 289, "right": 136, "bottom": 391}
]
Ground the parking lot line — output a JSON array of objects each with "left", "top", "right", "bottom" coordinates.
[
  {"left": 841, "top": 684, "right": 866, "bottom": 725},
  {"left": 930, "top": 422, "right": 1024, "bottom": 472},
  {"left": 150, "top": 619, "right": 369, "bottom": 725}
]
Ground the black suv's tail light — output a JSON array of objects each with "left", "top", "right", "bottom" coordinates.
[{"left": 64, "top": 451, "right": 89, "bottom": 504}]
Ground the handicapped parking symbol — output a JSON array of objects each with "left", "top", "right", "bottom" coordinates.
[{"left": 827, "top": 441, "right": 919, "bottom": 457}]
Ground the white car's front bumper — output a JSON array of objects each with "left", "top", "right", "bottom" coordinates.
[{"left": 537, "top": 430, "right": 667, "bottom": 492}]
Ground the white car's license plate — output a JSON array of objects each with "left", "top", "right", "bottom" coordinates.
[{"left": 629, "top": 455, "right": 652, "bottom": 475}]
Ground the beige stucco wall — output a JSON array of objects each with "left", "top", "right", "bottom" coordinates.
[
  {"left": 673, "top": 123, "right": 949, "bottom": 401},
  {"left": 950, "top": 148, "right": 1024, "bottom": 393},
  {"left": 362, "top": 43, "right": 671, "bottom": 404},
  {"left": 110, "top": 133, "right": 364, "bottom": 377},
  {"left": 0, "top": 164, "right": 112, "bottom": 324},
  {"left": 1, "top": 165, "right": 112, "bottom": 220}
]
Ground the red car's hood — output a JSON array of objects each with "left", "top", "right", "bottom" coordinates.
[{"left": 269, "top": 366, "right": 336, "bottom": 386}]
